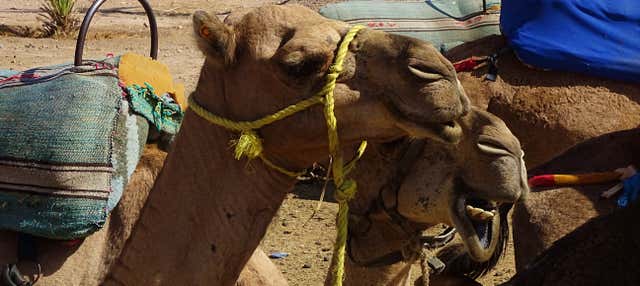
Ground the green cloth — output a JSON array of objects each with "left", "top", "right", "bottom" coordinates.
[{"left": 127, "top": 82, "right": 183, "bottom": 135}]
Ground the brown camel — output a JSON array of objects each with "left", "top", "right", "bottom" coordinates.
[
  {"left": 510, "top": 128, "right": 640, "bottom": 270},
  {"left": 0, "top": 4, "right": 472, "bottom": 286},
  {"left": 443, "top": 35, "right": 640, "bottom": 273},
  {"left": 507, "top": 203, "right": 640, "bottom": 286},
  {"left": 445, "top": 35, "right": 640, "bottom": 169},
  {"left": 503, "top": 130, "right": 640, "bottom": 286},
  {"left": 103, "top": 4, "right": 473, "bottom": 285},
  {"left": 0, "top": 145, "right": 286, "bottom": 286},
  {"left": 328, "top": 108, "right": 527, "bottom": 286}
]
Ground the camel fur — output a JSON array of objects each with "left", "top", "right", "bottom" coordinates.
[
  {"left": 445, "top": 35, "right": 640, "bottom": 169},
  {"left": 511, "top": 128, "right": 640, "bottom": 270},
  {"left": 0, "top": 4, "right": 476, "bottom": 286},
  {"left": 330, "top": 108, "right": 527, "bottom": 286},
  {"left": 505, "top": 130, "right": 640, "bottom": 285}
]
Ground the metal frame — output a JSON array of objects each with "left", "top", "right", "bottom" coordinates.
[{"left": 74, "top": 0, "right": 158, "bottom": 66}]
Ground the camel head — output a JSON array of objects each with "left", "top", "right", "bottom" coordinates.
[
  {"left": 191, "top": 5, "right": 469, "bottom": 168},
  {"left": 396, "top": 108, "right": 528, "bottom": 266}
]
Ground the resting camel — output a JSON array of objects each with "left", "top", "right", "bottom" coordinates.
[
  {"left": 507, "top": 203, "right": 640, "bottom": 286},
  {"left": 510, "top": 128, "right": 640, "bottom": 269},
  {"left": 504, "top": 129, "right": 640, "bottom": 286},
  {"left": 445, "top": 35, "right": 640, "bottom": 271},
  {"left": 445, "top": 35, "right": 640, "bottom": 168},
  {"left": 328, "top": 108, "right": 527, "bottom": 286},
  {"left": 1, "top": 5, "right": 470, "bottom": 285}
]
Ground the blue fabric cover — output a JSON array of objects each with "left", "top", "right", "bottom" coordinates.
[
  {"left": 619, "top": 172, "right": 640, "bottom": 208},
  {"left": 501, "top": 0, "right": 640, "bottom": 82}
]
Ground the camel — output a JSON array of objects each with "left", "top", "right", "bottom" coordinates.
[
  {"left": 503, "top": 130, "right": 640, "bottom": 286},
  {"left": 1, "top": 5, "right": 471, "bottom": 285},
  {"left": 510, "top": 128, "right": 640, "bottom": 270},
  {"left": 507, "top": 203, "right": 640, "bottom": 286},
  {"left": 443, "top": 35, "right": 640, "bottom": 272},
  {"left": 328, "top": 108, "right": 527, "bottom": 286},
  {"left": 0, "top": 145, "right": 285, "bottom": 286},
  {"left": 445, "top": 35, "right": 640, "bottom": 169}
]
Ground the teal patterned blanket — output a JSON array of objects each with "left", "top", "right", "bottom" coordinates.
[
  {"left": 0, "top": 58, "right": 153, "bottom": 240},
  {"left": 320, "top": 0, "right": 501, "bottom": 52}
]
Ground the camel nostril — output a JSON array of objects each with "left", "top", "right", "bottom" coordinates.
[
  {"left": 461, "top": 100, "right": 470, "bottom": 116},
  {"left": 444, "top": 121, "right": 455, "bottom": 128}
]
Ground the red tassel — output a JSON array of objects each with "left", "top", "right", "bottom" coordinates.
[{"left": 453, "top": 58, "right": 478, "bottom": 72}]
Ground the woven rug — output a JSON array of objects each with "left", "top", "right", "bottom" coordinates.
[
  {"left": 320, "top": 0, "right": 501, "bottom": 52},
  {"left": 0, "top": 57, "right": 150, "bottom": 239}
]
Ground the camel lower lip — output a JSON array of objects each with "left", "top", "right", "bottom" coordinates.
[
  {"left": 450, "top": 192, "right": 500, "bottom": 263},
  {"left": 384, "top": 99, "right": 463, "bottom": 142},
  {"left": 399, "top": 119, "right": 463, "bottom": 143},
  {"left": 463, "top": 198, "right": 495, "bottom": 249}
]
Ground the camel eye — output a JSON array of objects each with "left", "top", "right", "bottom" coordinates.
[
  {"left": 407, "top": 64, "right": 443, "bottom": 81},
  {"left": 279, "top": 51, "right": 329, "bottom": 77},
  {"left": 407, "top": 57, "right": 445, "bottom": 82},
  {"left": 477, "top": 135, "right": 512, "bottom": 157}
]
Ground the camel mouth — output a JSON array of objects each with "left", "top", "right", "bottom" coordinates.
[
  {"left": 381, "top": 96, "right": 464, "bottom": 143},
  {"left": 450, "top": 181, "right": 501, "bottom": 263},
  {"left": 465, "top": 198, "right": 496, "bottom": 249},
  {"left": 396, "top": 118, "right": 463, "bottom": 143}
]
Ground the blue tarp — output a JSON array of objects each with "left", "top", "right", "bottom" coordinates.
[{"left": 501, "top": 0, "right": 640, "bottom": 82}]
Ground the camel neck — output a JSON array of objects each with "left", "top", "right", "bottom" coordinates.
[
  {"left": 106, "top": 111, "right": 295, "bottom": 286},
  {"left": 338, "top": 220, "right": 415, "bottom": 286}
]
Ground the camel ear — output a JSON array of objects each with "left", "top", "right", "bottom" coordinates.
[{"left": 193, "top": 10, "right": 236, "bottom": 67}]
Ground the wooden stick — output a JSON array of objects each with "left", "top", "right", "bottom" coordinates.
[{"left": 529, "top": 171, "right": 621, "bottom": 187}]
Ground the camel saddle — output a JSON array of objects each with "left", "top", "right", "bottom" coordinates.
[{"left": 0, "top": 54, "right": 184, "bottom": 240}]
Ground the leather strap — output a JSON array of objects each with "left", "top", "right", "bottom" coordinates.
[
  {"left": 375, "top": 139, "right": 429, "bottom": 236},
  {"left": 347, "top": 139, "right": 456, "bottom": 269}
]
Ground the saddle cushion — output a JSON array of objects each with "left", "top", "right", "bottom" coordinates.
[
  {"left": 0, "top": 57, "right": 150, "bottom": 240},
  {"left": 319, "top": 0, "right": 501, "bottom": 52}
]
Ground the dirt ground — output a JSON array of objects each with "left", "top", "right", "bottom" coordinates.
[{"left": 0, "top": 1, "right": 514, "bottom": 285}]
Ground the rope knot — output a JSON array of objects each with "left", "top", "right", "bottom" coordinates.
[
  {"left": 233, "top": 130, "right": 263, "bottom": 160},
  {"left": 328, "top": 64, "right": 343, "bottom": 75},
  {"left": 335, "top": 179, "right": 357, "bottom": 202}
]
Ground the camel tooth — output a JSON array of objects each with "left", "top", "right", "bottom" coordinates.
[{"left": 465, "top": 205, "right": 495, "bottom": 221}]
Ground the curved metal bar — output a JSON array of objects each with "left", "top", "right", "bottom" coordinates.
[{"left": 75, "top": 0, "right": 158, "bottom": 66}]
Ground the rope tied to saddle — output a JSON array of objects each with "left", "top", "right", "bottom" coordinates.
[{"left": 188, "top": 25, "right": 366, "bottom": 286}]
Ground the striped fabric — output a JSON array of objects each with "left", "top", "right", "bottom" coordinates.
[
  {"left": 320, "top": 0, "right": 501, "bottom": 52},
  {"left": 0, "top": 57, "right": 149, "bottom": 239}
]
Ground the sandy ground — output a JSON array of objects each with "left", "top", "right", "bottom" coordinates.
[{"left": 0, "top": 1, "right": 513, "bottom": 285}]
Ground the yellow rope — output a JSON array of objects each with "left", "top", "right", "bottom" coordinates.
[
  {"left": 324, "top": 24, "right": 365, "bottom": 286},
  {"left": 188, "top": 94, "right": 324, "bottom": 176},
  {"left": 188, "top": 95, "right": 325, "bottom": 132},
  {"left": 258, "top": 154, "right": 306, "bottom": 178},
  {"left": 188, "top": 25, "right": 366, "bottom": 285},
  {"left": 344, "top": 141, "right": 368, "bottom": 175}
]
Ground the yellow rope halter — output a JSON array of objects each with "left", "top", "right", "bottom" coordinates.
[{"left": 188, "top": 25, "right": 366, "bottom": 285}]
